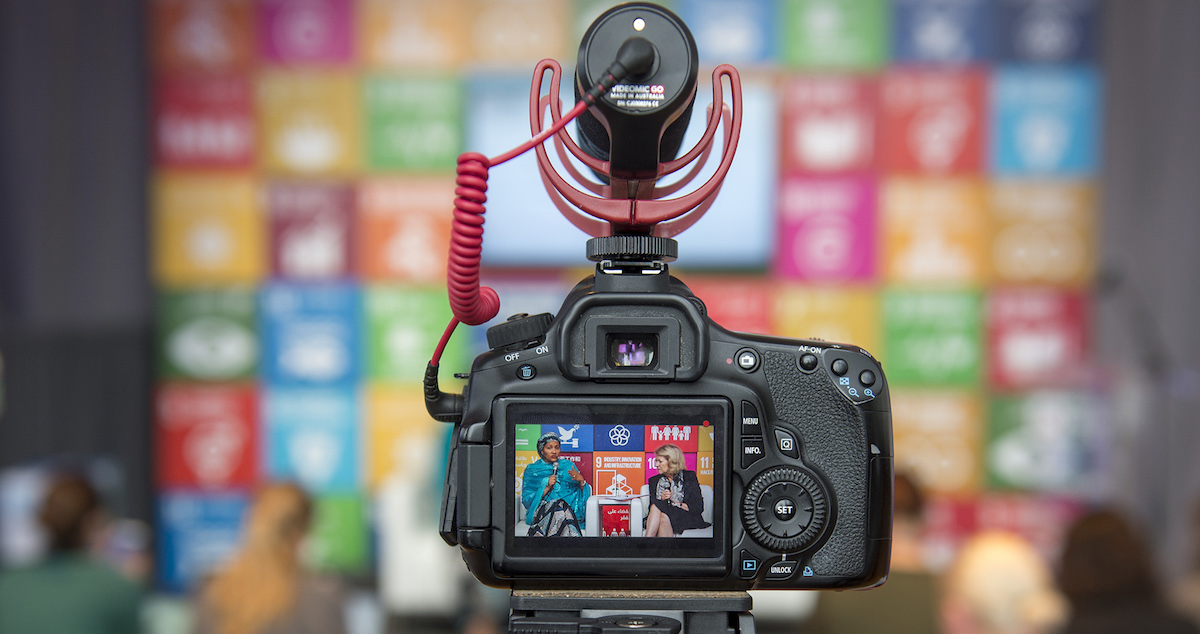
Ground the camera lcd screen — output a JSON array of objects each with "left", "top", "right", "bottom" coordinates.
[{"left": 505, "top": 398, "right": 727, "bottom": 561}]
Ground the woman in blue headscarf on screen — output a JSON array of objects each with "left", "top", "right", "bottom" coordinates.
[{"left": 522, "top": 432, "right": 590, "bottom": 537}]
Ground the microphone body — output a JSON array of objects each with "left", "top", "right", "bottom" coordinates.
[{"left": 575, "top": 2, "right": 698, "bottom": 185}]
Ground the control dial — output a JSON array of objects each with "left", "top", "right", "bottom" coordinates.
[
  {"left": 742, "top": 466, "right": 828, "bottom": 553},
  {"left": 486, "top": 313, "right": 553, "bottom": 351}
]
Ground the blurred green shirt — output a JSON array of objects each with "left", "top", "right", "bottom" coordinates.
[{"left": 0, "top": 554, "right": 142, "bottom": 634}]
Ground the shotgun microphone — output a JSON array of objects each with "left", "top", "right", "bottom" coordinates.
[{"left": 574, "top": 3, "right": 699, "bottom": 185}]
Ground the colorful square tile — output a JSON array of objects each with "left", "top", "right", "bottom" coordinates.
[
  {"left": 879, "top": 69, "right": 986, "bottom": 174},
  {"left": 257, "top": 0, "right": 355, "bottom": 65},
  {"left": 268, "top": 182, "right": 356, "bottom": 280},
  {"left": 360, "top": 0, "right": 470, "bottom": 69},
  {"left": 779, "top": 75, "right": 878, "bottom": 173},
  {"left": 363, "top": 286, "right": 463, "bottom": 383},
  {"left": 358, "top": 178, "right": 454, "bottom": 283},
  {"left": 996, "top": 0, "right": 1099, "bottom": 64},
  {"left": 156, "top": 288, "right": 258, "bottom": 381},
  {"left": 990, "top": 67, "right": 1102, "bottom": 176},
  {"left": 258, "top": 72, "right": 361, "bottom": 175},
  {"left": 882, "top": 288, "right": 984, "bottom": 387},
  {"left": 891, "top": 0, "right": 994, "bottom": 64},
  {"left": 262, "top": 386, "right": 360, "bottom": 493},
  {"left": 153, "top": 173, "right": 264, "bottom": 285},
  {"left": 775, "top": 174, "right": 877, "bottom": 281},
  {"left": 149, "top": 0, "right": 254, "bottom": 72},
  {"left": 363, "top": 75, "right": 462, "bottom": 171},
  {"left": 308, "top": 493, "right": 369, "bottom": 572},
  {"left": 990, "top": 180, "right": 1097, "bottom": 286},
  {"left": 986, "top": 287, "right": 1090, "bottom": 390},
  {"left": 259, "top": 283, "right": 361, "bottom": 387},
  {"left": 156, "top": 492, "right": 248, "bottom": 593},
  {"left": 156, "top": 384, "right": 258, "bottom": 489},
  {"left": 891, "top": 389, "right": 983, "bottom": 495},
  {"left": 880, "top": 178, "right": 990, "bottom": 284},
  {"left": 153, "top": 75, "right": 255, "bottom": 168},
  {"left": 780, "top": 0, "right": 889, "bottom": 70}
]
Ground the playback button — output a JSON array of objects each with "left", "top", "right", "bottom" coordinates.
[{"left": 739, "top": 550, "right": 759, "bottom": 579}]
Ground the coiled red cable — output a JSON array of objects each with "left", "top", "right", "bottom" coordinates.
[
  {"left": 431, "top": 100, "right": 590, "bottom": 366},
  {"left": 447, "top": 151, "right": 500, "bottom": 328}
]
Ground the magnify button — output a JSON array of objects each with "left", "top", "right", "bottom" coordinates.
[{"left": 848, "top": 387, "right": 858, "bottom": 397}]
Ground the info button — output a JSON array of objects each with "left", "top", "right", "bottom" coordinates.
[{"left": 741, "top": 438, "right": 766, "bottom": 468}]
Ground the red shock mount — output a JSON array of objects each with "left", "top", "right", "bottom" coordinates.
[{"left": 437, "top": 60, "right": 742, "bottom": 363}]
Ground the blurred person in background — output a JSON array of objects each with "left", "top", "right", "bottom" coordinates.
[
  {"left": 1170, "top": 499, "right": 1200, "bottom": 627},
  {"left": 804, "top": 471, "right": 939, "bottom": 633},
  {"left": 1058, "top": 508, "right": 1196, "bottom": 634},
  {"left": 940, "top": 531, "right": 1066, "bottom": 634},
  {"left": 193, "top": 481, "right": 347, "bottom": 634},
  {"left": 0, "top": 472, "right": 143, "bottom": 633}
]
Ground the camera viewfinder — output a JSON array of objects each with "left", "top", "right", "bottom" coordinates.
[{"left": 609, "top": 334, "right": 657, "bottom": 368}]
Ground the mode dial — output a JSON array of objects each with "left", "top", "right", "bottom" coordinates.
[
  {"left": 741, "top": 466, "right": 829, "bottom": 553},
  {"left": 486, "top": 313, "right": 553, "bottom": 351}
]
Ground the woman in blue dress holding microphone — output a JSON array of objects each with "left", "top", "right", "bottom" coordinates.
[{"left": 522, "top": 432, "right": 590, "bottom": 536}]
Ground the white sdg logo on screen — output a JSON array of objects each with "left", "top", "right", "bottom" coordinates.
[{"left": 608, "top": 425, "right": 631, "bottom": 447}]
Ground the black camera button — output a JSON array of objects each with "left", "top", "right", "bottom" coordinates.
[
  {"left": 773, "top": 498, "right": 797, "bottom": 521},
  {"left": 831, "top": 358, "right": 849, "bottom": 376},
  {"left": 739, "top": 550, "right": 759, "bottom": 579},
  {"left": 516, "top": 364, "right": 537, "bottom": 380},
  {"left": 766, "top": 559, "right": 799, "bottom": 580},
  {"left": 736, "top": 348, "right": 759, "bottom": 372},
  {"left": 741, "top": 438, "right": 766, "bottom": 469},
  {"left": 742, "top": 467, "right": 829, "bottom": 553},
  {"left": 859, "top": 370, "right": 876, "bottom": 387},
  {"left": 774, "top": 428, "right": 800, "bottom": 460},
  {"left": 798, "top": 353, "right": 819, "bottom": 372},
  {"left": 741, "top": 401, "right": 762, "bottom": 435}
]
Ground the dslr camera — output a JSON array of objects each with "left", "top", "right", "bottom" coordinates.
[{"left": 431, "top": 3, "right": 892, "bottom": 592}]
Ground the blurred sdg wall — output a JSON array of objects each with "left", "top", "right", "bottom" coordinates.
[{"left": 3, "top": 0, "right": 1200, "bottom": 630}]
